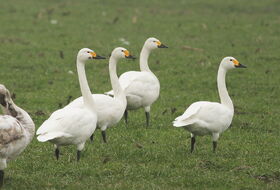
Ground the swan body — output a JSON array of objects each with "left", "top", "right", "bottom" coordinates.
[
  {"left": 117, "top": 71, "right": 160, "bottom": 110},
  {"left": 173, "top": 57, "right": 246, "bottom": 152},
  {"left": 174, "top": 101, "right": 233, "bottom": 135},
  {"left": 36, "top": 48, "right": 105, "bottom": 160},
  {"left": 67, "top": 47, "right": 134, "bottom": 143},
  {"left": 106, "top": 37, "right": 167, "bottom": 126},
  {"left": 0, "top": 84, "right": 35, "bottom": 187},
  {"left": 36, "top": 106, "right": 97, "bottom": 145}
]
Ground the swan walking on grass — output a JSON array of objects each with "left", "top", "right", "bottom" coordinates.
[
  {"left": 106, "top": 37, "right": 167, "bottom": 126},
  {"left": 0, "top": 84, "right": 35, "bottom": 187},
  {"left": 68, "top": 47, "right": 135, "bottom": 143},
  {"left": 173, "top": 57, "right": 246, "bottom": 152},
  {"left": 36, "top": 48, "right": 105, "bottom": 161}
]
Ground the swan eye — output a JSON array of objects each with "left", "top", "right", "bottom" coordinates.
[
  {"left": 230, "top": 59, "right": 233, "bottom": 61},
  {"left": 87, "top": 51, "right": 90, "bottom": 53},
  {"left": 121, "top": 50, "right": 124, "bottom": 52}
]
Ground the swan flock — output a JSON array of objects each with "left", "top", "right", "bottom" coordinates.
[{"left": 0, "top": 37, "right": 246, "bottom": 187}]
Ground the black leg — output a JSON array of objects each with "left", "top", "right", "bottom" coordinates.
[
  {"left": 90, "top": 134, "right": 94, "bottom": 142},
  {"left": 213, "top": 141, "right": 217, "bottom": 152},
  {"left": 145, "top": 112, "right": 150, "bottom": 127},
  {"left": 0, "top": 170, "right": 4, "bottom": 188},
  {"left": 102, "top": 131, "right": 107, "bottom": 143},
  {"left": 55, "top": 148, "right": 60, "bottom": 160},
  {"left": 191, "top": 136, "right": 196, "bottom": 153},
  {"left": 124, "top": 110, "right": 128, "bottom": 125},
  {"left": 77, "top": 150, "right": 81, "bottom": 161}
]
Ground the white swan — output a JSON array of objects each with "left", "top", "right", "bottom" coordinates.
[
  {"left": 0, "top": 84, "right": 35, "bottom": 187},
  {"left": 36, "top": 48, "right": 105, "bottom": 161},
  {"left": 173, "top": 57, "right": 246, "bottom": 152},
  {"left": 67, "top": 47, "right": 134, "bottom": 143},
  {"left": 106, "top": 37, "right": 167, "bottom": 126}
]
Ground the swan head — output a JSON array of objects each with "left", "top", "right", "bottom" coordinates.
[
  {"left": 221, "top": 57, "right": 246, "bottom": 70},
  {"left": 144, "top": 37, "right": 168, "bottom": 50},
  {"left": 77, "top": 48, "right": 105, "bottom": 62},
  {"left": 110, "top": 47, "right": 135, "bottom": 60},
  {"left": 0, "top": 84, "right": 10, "bottom": 107}
]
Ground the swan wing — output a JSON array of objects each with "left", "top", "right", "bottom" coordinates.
[
  {"left": 120, "top": 71, "right": 159, "bottom": 93},
  {"left": 173, "top": 102, "right": 202, "bottom": 127},
  {"left": 67, "top": 94, "right": 122, "bottom": 114},
  {"left": 0, "top": 115, "right": 24, "bottom": 146},
  {"left": 67, "top": 94, "right": 125, "bottom": 127},
  {"left": 105, "top": 71, "right": 155, "bottom": 96},
  {"left": 104, "top": 71, "right": 139, "bottom": 96},
  {"left": 36, "top": 107, "right": 97, "bottom": 142},
  {"left": 173, "top": 101, "right": 233, "bottom": 130}
]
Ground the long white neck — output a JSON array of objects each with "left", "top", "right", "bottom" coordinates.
[
  {"left": 109, "top": 56, "right": 126, "bottom": 102},
  {"left": 76, "top": 60, "right": 95, "bottom": 110},
  {"left": 2, "top": 101, "right": 35, "bottom": 143},
  {"left": 217, "top": 65, "right": 234, "bottom": 111},
  {"left": 140, "top": 47, "right": 152, "bottom": 72}
]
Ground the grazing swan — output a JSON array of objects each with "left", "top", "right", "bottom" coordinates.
[
  {"left": 0, "top": 84, "right": 35, "bottom": 187},
  {"left": 106, "top": 37, "right": 167, "bottom": 126},
  {"left": 36, "top": 48, "right": 105, "bottom": 161},
  {"left": 173, "top": 57, "right": 246, "bottom": 153},
  {"left": 67, "top": 47, "right": 135, "bottom": 143}
]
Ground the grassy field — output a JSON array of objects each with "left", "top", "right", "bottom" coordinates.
[{"left": 1, "top": 0, "right": 280, "bottom": 189}]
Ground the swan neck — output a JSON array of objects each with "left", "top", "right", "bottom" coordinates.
[
  {"left": 140, "top": 47, "right": 152, "bottom": 72},
  {"left": 217, "top": 66, "right": 234, "bottom": 111},
  {"left": 109, "top": 57, "right": 126, "bottom": 101},
  {"left": 76, "top": 60, "right": 95, "bottom": 110}
]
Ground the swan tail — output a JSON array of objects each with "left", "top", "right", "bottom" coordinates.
[
  {"left": 173, "top": 103, "right": 201, "bottom": 127},
  {"left": 173, "top": 119, "right": 194, "bottom": 127},
  {"left": 104, "top": 90, "right": 114, "bottom": 97},
  {"left": 37, "top": 132, "right": 70, "bottom": 142}
]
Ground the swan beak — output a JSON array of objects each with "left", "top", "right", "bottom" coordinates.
[
  {"left": 233, "top": 59, "right": 246, "bottom": 68},
  {"left": 235, "top": 63, "right": 247, "bottom": 68},
  {"left": 125, "top": 55, "right": 136, "bottom": 59},
  {"left": 124, "top": 50, "right": 136, "bottom": 59},
  {"left": 234, "top": 62, "right": 247, "bottom": 68},
  {"left": 90, "top": 52, "right": 106, "bottom": 59},
  {"left": 156, "top": 41, "right": 168, "bottom": 48},
  {"left": 94, "top": 55, "right": 106, "bottom": 59},
  {"left": 158, "top": 44, "right": 168, "bottom": 48}
]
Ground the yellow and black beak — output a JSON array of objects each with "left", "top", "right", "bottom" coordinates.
[
  {"left": 233, "top": 59, "right": 246, "bottom": 68},
  {"left": 90, "top": 52, "right": 106, "bottom": 59},
  {"left": 124, "top": 50, "right": 136, "bottom": 59},
  {"left": 235, "top": 63, "right": 246, "bottom": 68},
  {"left": 156, "top": 41, "right": 168, "bottom": 48}
]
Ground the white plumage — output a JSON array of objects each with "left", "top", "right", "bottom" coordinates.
[
  {"left": 106, "top": 37, "right": 168, "bottom": 126},
  {"left": 173, "top": 57, "right": 246, "bottom": 152},
  {"left": 0, "top": 84, "right": 35, "bottom": 187},
  {"left": 117, "top": 71, "right": 160, "bottom": 110},
  {"left": 67, "top": 47, "right": 134, "bottom": 143},
  {"left": 36, "top": 48, "right": 105, "bottom": 161},
  {"left": 37, "top": 106, "right": 97, "bottom": 145}
]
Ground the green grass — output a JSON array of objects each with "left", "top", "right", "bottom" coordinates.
[{"left": 1, "top": 0, "right": 280, "bottom": 189}]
